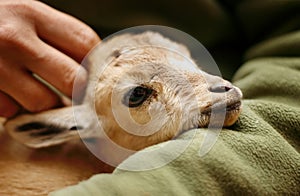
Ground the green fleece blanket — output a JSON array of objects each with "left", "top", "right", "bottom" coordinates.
[{"left": 49, "top": 0, "right": 300, "bottom": 195}]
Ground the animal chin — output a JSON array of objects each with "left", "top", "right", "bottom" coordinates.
[
  {"left": 199, "top": 101, "right": 242, "bottom": 128},
  {"left": 223, "top": 101, "right": 242, "bottom": 126}
]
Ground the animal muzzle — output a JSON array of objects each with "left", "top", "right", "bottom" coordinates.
[{"left": 183, "top": 71, "right": 243, "bottom": 126}]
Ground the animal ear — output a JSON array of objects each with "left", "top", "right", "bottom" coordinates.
[{"left": 4, "top": 106, "right": 87, "bottom": 148}]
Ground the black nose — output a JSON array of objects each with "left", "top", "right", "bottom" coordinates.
[{"left": 209, "top": 84, "right": 232, "bottom": 93}]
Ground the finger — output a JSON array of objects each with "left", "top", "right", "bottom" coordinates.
[
  {"left": 32, "top": 1, "right": 100, "bottom": 62},
  {"left": 24, "top": 38, "right": 88, "bottom": 98},
  {"left": 0, "top": 67, "right": 60, "bottom": 113},
  {"left": 0, "top": 91, "right": 20, "bottom": 118}
]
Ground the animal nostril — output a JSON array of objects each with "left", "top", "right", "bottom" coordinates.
[{"left": 209, "top": 84, "right": 232, "bottom": 93}]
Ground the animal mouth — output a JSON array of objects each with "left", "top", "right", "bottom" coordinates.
[
  {"left": 199, "top": 100, "right": 242, "bottom": 127},
  {"left": 225, "top": 101, "right": 241, "bottom": 112},
  {"left": 202, "top": 101, "right": 241, "bottom": 115}
]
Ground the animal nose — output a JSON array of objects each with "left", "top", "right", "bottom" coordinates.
[{"left": 209, "top": 84, "right": 232, "bottom": 93}]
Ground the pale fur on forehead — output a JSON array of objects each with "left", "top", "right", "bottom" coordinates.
[
  {"left": 84, "top": 31, "right": 199, "bottom": 105},
  {"left": 87, "top": 32, "right": 193, "bottom": 76}
]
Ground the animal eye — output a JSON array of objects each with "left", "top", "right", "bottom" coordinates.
[{"left": 123, "top": 86, "right": 153, "bottom": 108}]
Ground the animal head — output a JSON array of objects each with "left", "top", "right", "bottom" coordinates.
[{"left": 4, "top": 32, "right": 242, "bottom": 151}]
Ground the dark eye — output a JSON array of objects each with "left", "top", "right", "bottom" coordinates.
[{"left": 123, "top": 86, "right": 153, "bottom": 108}]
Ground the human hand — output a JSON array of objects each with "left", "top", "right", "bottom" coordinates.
[{"left": 0, "top": 0, "right": 100, "bottom": 118}]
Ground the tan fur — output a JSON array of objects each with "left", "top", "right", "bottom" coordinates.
[{"left": 90, "top": 33, "right": 242, "bottom": 150}]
